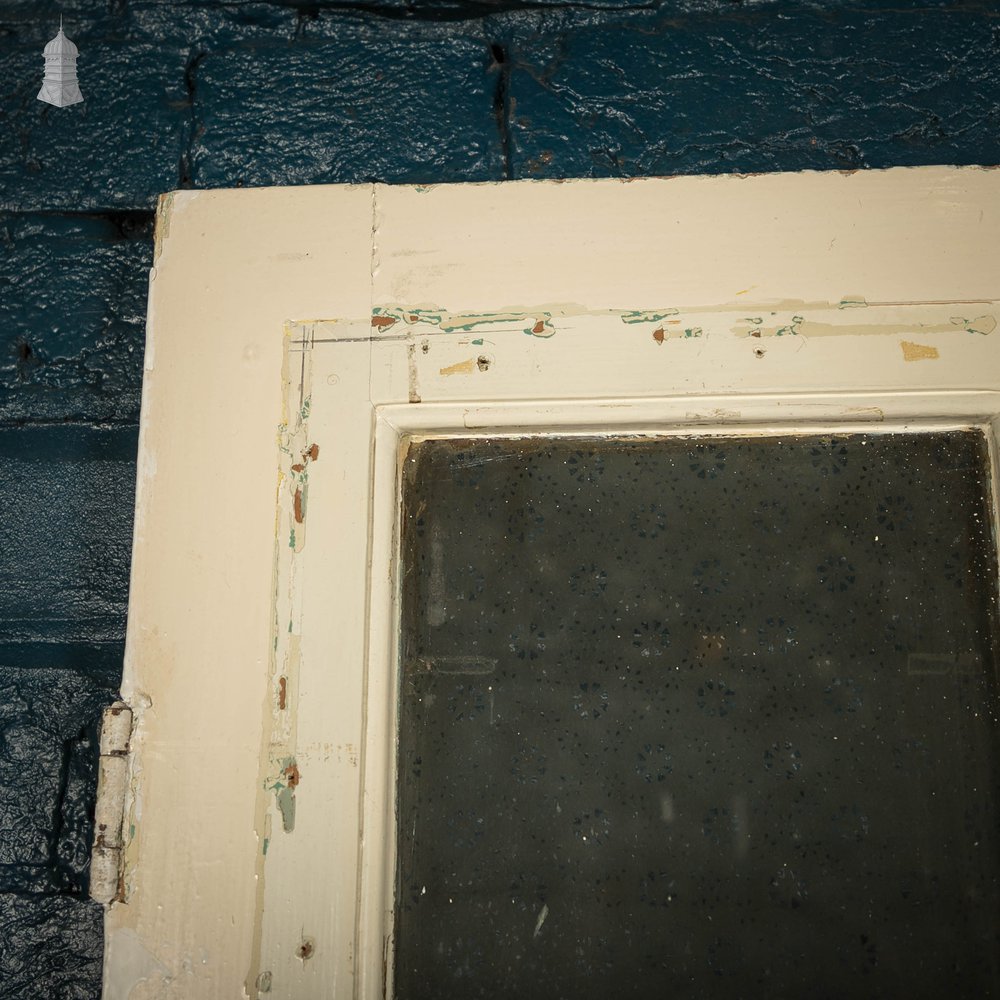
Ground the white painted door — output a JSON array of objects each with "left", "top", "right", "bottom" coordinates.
[{"left": 106, "top": 168, "right": 1000, "bottom": 999}]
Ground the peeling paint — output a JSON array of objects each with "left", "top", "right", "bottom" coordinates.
[
  {"left": 964, "top": 314, "right": 997, "bottom": 335},
  {"left": 733, "top": 309, "right": 998, "bottom": 340},
  {"left": 247, "top": 326, "right": 314, "bottom": 994},
  {"left": 152, "top": 191, "right": 174, "bottom": 265},
  {"left": 839, "top": 295, "right": 868, "bottom": 309},
  {"left": 275, "top": 787, "right": 294, "bottom": 831},
  {"left": 322, "top": 296, "right": 1000, "bottom": 355},
  {"left": 620, "top": 309, "right": 680, "bottom": 325},
  {"left": 373, "top": 303, "right": 697, "bottom": 340},
  {"left": 439, "top": 357, "right": 477, "bottom": 376},
  {"left": 377, "top": 299, "right": 977, "bottom": 347},
  {"left": 901, "top": 340, "right": 940, "bottom": 361},
  {"left": 270, "top": 758, "right": 301, "bottom": 833},
  {"left": 407, "top": 339, "right": 421, "bottom": 403},
  {"left": 378, "top": 305, "right": 557, "bottom": 334}
]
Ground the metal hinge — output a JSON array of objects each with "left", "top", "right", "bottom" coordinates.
[{"left": 89, "top": 700, "right": 133, "bottom": 904}]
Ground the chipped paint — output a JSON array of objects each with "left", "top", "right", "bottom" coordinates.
[
  {"left": 377, "top": 305, "right": 556, "bottom": 334},
  {"left": 965, "top": 315, "right": 997, "bottom": 335},
  {"left": 370, "top": 298, "right": 997, "bottom": 349},
  {"left": 246, "top": 325, "right": 314, "bottom": 994},
  {"left": 439, "top": 357, "right": 477, "bottom": 376},
  {"left": 272, "top": 772, "right": 296, "bottom": 832},
  {"left": 407, "top": 338, "right": 421, "bottom": 404},
  {"left": 283, "top": 440, "right": 320, "bottom": 542},
  {"left": 372, "top": 303, "right": 707, "bottom": 345},
  {"left": 152, "top": 191, "right": 174, "bottom": 265},
  {"left": 620, "top": 309, "right": 680, "bottom": 325},
  {"left": 732, "top": 302, "right": 998, "bottom": 339},
  {"left": 271, "top": 759, "right": 301, "bottom": 833},
  {"left": 901, "top": 340, "right": 940, "bottom": 361}
]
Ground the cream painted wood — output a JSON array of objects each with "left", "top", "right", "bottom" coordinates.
[
  {"left": 109, "top": 167, "right": 1000, "bottom": 999},
  {"left": 105, "top": 185, "right": 374, "bottom": 1000}
]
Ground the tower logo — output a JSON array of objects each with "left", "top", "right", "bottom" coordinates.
[{"left": 37, "top": 18, "right": 83, "bottom": 108}]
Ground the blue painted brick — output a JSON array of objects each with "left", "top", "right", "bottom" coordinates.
[
  {"left": 0, "top": 654, "right": 119, "bottom": 895},
  {"left": 188, "top": 23, "right": 504, "bottom": 187},
  {"left": 0, "top": 426, "right": 137, "bottom": 646},
  {"left": 506, "top": 7, "right": 1000, "bottom": 178},
  {"left": 0, "top": 892, "right": 103, "bottom": 999},
  {"left": 0, "top": 213, "right": 150, "bottom": 424},
  {"left": 0, "top": 36, "right": 189, "bottom": 212}
]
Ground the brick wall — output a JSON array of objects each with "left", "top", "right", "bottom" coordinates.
[{"left": 1, "top": 2, "right": 997, "bottom": 996}]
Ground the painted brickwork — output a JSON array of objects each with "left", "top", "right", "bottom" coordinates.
[{"left": 0, "top": 1, "right": 998, "bottom": 996}]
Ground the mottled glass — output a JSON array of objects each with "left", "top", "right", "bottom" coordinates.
[{"left": 395, "top": 431, "right": 1000, "bottom": 999}]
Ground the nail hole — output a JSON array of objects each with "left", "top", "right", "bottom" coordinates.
[
  {"left": 477, "top": 355, "right": 491, "bottom": 372},
  {"left": 753, "top": 348, "right": 766, "bottom": 359}
]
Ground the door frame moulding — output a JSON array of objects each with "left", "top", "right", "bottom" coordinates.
[{"left": 357, "top": 392, "right": 1000, "bottom": 1000}]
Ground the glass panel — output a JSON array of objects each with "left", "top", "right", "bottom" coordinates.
[{"left": 395, "top": 431, "right": 1000, "bottom": 998}]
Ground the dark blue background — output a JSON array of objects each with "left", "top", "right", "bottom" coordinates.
[{"left": 1, "top": 1, "right": 998, "bottom": 995}]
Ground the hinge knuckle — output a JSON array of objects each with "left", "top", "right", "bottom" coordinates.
[{"left": 90, "top": 700, "right": 134, "bottom": 905}]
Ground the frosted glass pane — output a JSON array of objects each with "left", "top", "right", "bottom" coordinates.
[{"left": 396, "top": 431, "right": 1000, "bottom": 998}]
